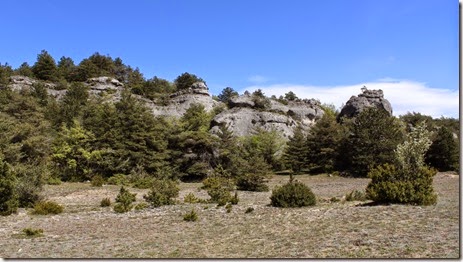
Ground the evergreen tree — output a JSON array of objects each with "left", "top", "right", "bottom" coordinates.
[
  {"left": 283, "top": 125, "right": 307, "bottom": 175},
  {"left": 306, "top": 111, "right": 342, "bottom": 174},
  {"left": 426, "top": 126, "right": 459, "bottom": 172},
  {"left": 284, "top": 91, "right": 298, "bottom": 101},
  {"left": 51, "top": 121, "right": 101, "bottom": 182},
  {"left": 342, "top": 107, "right": 404, "bottom": 177},
  {"left": 57, "top": 56, "right": 76, "bottom": 82},
  {"left": 15, "top": 62, "right": 34, "bottom": 77},
  {"left": 366, "top": 122, "right": 437, "bottom": 205},
  {"left": 32, "top": 50, "right": 58, "bottom": 81},
  {"left": 218, "top": 87, "right": 238, "bottom": 104},
  {"left": 0, "top": 157, "right": 18, "bottom": 216},
  {"left": 174, "top": 72, "right": 204, "bottom": 90},
  {"left": 0, "top": 63, "right": 13, "bottom": 87}
]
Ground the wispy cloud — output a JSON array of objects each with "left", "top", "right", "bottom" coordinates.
[
  {"left": 239, "top": 80, "right": 459, "bottom": 118},
  {"left": 247, "top": 75, "right": 269, "bottom": 84}
]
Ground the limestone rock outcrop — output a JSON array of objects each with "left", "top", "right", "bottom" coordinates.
[
  {"left": 211, "top": 96, "right": 324, "bottom": 138},
  {"left": 338, "top": 87, "right": 393, "bottom": 119}
]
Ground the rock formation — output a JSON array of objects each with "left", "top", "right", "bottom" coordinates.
[
  {"left": 338, "top": 86, "right": 393, "bottom": 120},
  {"left": 211, "top": 94, "right": 324, "bottom": 138},
  {"left": 4, "top": 75, "right": 325, "bottom": 138}
]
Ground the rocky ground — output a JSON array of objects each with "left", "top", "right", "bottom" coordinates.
[{"left": 0, "top": 172, "right": 459, "bottom": 258}]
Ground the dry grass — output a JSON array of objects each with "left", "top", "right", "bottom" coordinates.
[{"left": 0, "top": 172, "right": 459, "bottom": 258}]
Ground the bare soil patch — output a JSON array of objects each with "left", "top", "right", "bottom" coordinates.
[{"left": 0, "top": 173, "right": 459, "bottom": 258}]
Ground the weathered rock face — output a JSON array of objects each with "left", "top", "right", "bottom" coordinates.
[
  {"left": 211, "top": 95, "right": 324, "bottom": 138},
  {"left": 147, "top": 81, "right": 218, "bottom": 118},
  {"left": 4, "top": 75, "right": 326, "bottom": 138},
  {"left": 338, "top": 87, "right": 393, "bottom": 119}
]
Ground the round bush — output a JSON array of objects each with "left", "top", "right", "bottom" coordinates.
[{"left": 270, "top": 181, "right": 316, "bottom": 208}]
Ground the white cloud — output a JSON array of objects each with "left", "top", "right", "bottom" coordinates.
[
  {"left": 239, "top": 80, "right": 459, "bottom": 118},
  {"left": 247, "top": 75, "right": 269, "bottom": 84}
]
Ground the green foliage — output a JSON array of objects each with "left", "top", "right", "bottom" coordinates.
[
  {"left": 366, "top": 164, "right": 437, "bottom": 205},
  {"left": 183, "top": 192, "right": 206, "bottom": 204},
  {"left": 0, "top": 158, "right": 18, "bottom": 216},
  {"left": 143, "top": 179, "right": 179, "bottom": 207},
  {"left": 225, "top": 203, "right": 233, "bottom": 213},
  {"left": 100, "top": 197, "right": 111, "bottom": 207},
  {"left": 341, "top": 108, "right": 404, "bottom": 177},
  {"left": 218, "top": 87, "right": 238, "bottom": 105},
  {"left": 284, "top": 91, "right": 298, "bottom": 101},
  {"left": 242, "top": 128, "right": 285, "bottom": 170},
  {"left": 57, "top": 56, "right": 76, "bottom": 82},
  {"left": 245, "top": 207, "right": 254, "bottom": 213},
  {"left": 107, "top": 174, "right": 130, "bottom": 186},
  {"left": 51, "top": 121, "right": 101, "bottom": 182},
  {"left": 283, "top": 125, "right": 307, "bottom": 175},
  {"left": 203, "top": 176, "right": 233, "bottom": 205},
  {"left": 114, "top": 186, "right": 136, "bottom": 213},
  {"left": 230, "top": 191, "right": 239, "bottom": 205},
  {"left": 426, "top": 126, "right": 459, "bottom": 172},
  {"left": 306, "top": 111, "right": 343, "bottom": 174},
  {"left": 236, "top": 172, "right": 269, "bottom": 192},
  {"left": 366, "top": 121, "right": 437, "bottom": 205},
  {"left": 181, "top": 103, "right": 211, "bottom": 132},
  {"left": 270, "top": 181, "right": 316, "bottom": 208},
  {"left": 134, "top": 202, "right": 148, "bottom": 211},
  {"left": 15, "top": 62, "right": 34, "bottom": 78},
  {"left": 22, "top": 227, "right": 44, "bottom": 237},
  {"left": 0, "top": 63, "right": 13, "bottom": 87},
  {"left": 32, "top": 200, "right": 64, "bottom": 215},
  {"left": 251, "top": 89, "right": 271, "bottom": 110},
  {"left": 395, "top": 122, "right": 432, "bottom": 173},
  {"left": 91, "top": 174, "right": 105, "bottom": 187},
  {"left": 183, "top": 209, "right": 198, "bottom": 222},
  {"left": 32, "top": 50, "right": 58, "bottom": 81},
  {"left": 174, "top": 72, "right": 204, "bottom": 90},
  {"left": 345, "top": 190, "right": 367, "bottom": 201}
]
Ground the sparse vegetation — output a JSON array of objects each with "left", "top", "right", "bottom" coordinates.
[
  {"left": 32, "top": 200, "right": 64, "bottom": 215},
  {"left": 143, "top": 179, "right": 179, "bottom": 207},
  {"left": 113, "top": 186, "right": 136, "bottom": 213},
  {"left": 100, "top": 197, "right": 111, "bottom": 207},
  {"left": 22, "top": 227, "right": 44, "bottom": 237},
  {"left": 183, "top": 209, "right": 198, "bottom": 222},
  {"left": 270, "top": 181, "right": 316, "bottom": 208}
]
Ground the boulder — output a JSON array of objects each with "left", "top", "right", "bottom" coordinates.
[{"left": 338, "top": 87, "right": 392, "bottom": 119}]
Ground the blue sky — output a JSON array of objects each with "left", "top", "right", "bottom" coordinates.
[{"left": 1, "top": 0, "right": 459, "bottom": 118}]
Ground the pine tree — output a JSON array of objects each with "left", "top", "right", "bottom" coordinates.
[
  {"left": 305, "top": 111, "right": 342, "bottom": 174},
  {"left": 426, "top": 126, "right": 459, "bottom": 172},
  {"left": 343, "top": 107, "right": 404, "bottom": 177},
  {"left": 32, "top": 50, "right": 58, "bottom": 81},
  {"left": 0, "top": 158, "right": 18, "bottom": 216},
  {"left": 283, "top": 125, "right": 307, "bottom": 175}
]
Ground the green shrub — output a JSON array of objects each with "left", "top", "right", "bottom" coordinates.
[
  {"left": 100, "top": 197, "right": 111, "bottom": 207},
  {"left": 32, "top": 201, "right": 64, "bottom": 215},
  {"left": 22, "top": 227, "right": 44, "bottom": 237},
  {"left": 366, "top": 164, "right": 437, "bottom": 205},
  {"left": 0, "top": 159, "right": 18, "bottom": 216},
  {"left": 236, "top": 173, "right": 269, "bottom": 192},
  {"left": 107, "top": 174, "right": 130, "bottom": 186},
  {"left": 207, "top": 186, "right": 232, "bottom": 205},
  {"left": 245, "top": 207, "right": 254, "bottom": 213},
  {"left": 114, "top": 186, "right": 136, "bottom": 213},
  {"left": 330, "top": 197, "right": 341, "bottom": 203},
  {"left": 201, "top": 176, "right": 234, "bottom": 191},
  {"left": 46, "top": 176, "right": 62, "bottom": 185},
  {"left": 230, "top": 191, "right": 239, "bottom": 205},
  {"left": 270, "top": 181, "right": 316, "bottom": 208},
  {"left": 345, "top": 190, "right": 367, "bottom": 201},
  {"left": 91, "top": 174, "right": 104, "bottom": 187},
  {"left": 134, "top": 202, "right": 148, "bottom": 211},
  {"left": 225, "top": 203, "right": 233, "bottom": 213},
  {"left": 183, "top": 209, "right": 198, "bottom": 222},
  {"left": 144, "top": 179, "right": 179, "bottom": 208},
  {"left": 132, "top": 177, "right": 154, "bottom": 189},
  {"left": 183, "top": 192, "right": 206, "bottom": 204}
]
